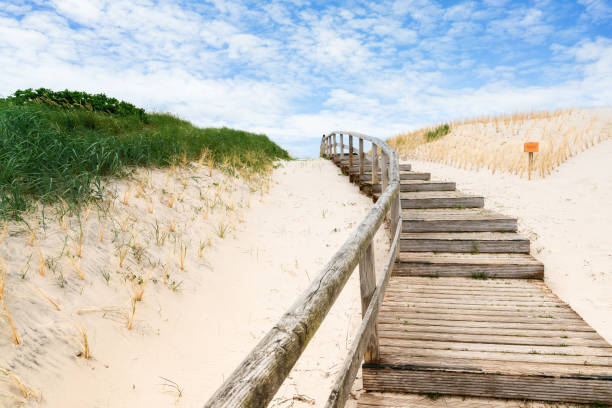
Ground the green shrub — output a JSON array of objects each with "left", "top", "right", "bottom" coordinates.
[
  {"left": 425, "top": 123, "right": 450, "bottom": 142},
  {"left": 0, "top": 92, "right": 290, "bottom": 219},
  {"left": 8, "top": 88, "right": 146, "bottom": 119}
]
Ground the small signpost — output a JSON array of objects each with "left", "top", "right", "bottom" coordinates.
[{"left": 524, "top": 142, "right": 539, "bottom": 180}]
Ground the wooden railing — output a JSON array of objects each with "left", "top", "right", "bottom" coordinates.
[{"left": 205, "top": 132, "right": 401, "bottom": 408}]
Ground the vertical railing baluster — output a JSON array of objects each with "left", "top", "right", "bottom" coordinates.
[
  {"left": 372, "top": 144, "right": 378, "bottom": 185},
  {"left": 348, "top": 135, "right": 353, "bottom": 167},
  {"left": 340, "top": 134, "right": 344, "bottom": 161},
  {"left": 382, "top": 152, "right": 389, "bottom": 193},
  {"left": 359, "top": 241, "right": 379, "bottom": 363},
  {"left": 359, "top": 138, "right": 364, "bottom": 180},
  {"left": 333, "top": 134, "right": 337, "bottom": 158}
]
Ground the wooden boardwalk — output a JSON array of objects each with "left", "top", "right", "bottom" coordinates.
[{"left": 334, "top": 156, "right": 612, "bottom": 405}]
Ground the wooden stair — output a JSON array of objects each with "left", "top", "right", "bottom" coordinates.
[
  {"left": 402, "top": 209, "right": 517, "bottom": 232},
  {"left": 332, "top": 157, "right": 612, "bottom": 405},
  {"left": 397, "top": 191, "right": 484, "bottom": 209},
  {"left": 394, "top": 252, "right": 544, "bottom": 279},
  {"left": 400, "top": 232, "right": 530, "bottom": 253}
]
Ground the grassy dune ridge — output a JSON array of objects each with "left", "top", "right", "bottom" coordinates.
[
  {"left": 0, "top": 91, "right": 290, "bottom": 219},
  {"left": 389, "top": 108, "right": 612, "bottom": 178}
]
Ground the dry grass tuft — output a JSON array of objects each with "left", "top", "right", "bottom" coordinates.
[
  {"left": 68, "top": 256, "right": 85, "bottom": 280},
  {"left": 0, "top": 260, "right": 20, "bottom": 345},
  {"left": 126, "top": 298, "right": 137, "bottom": 330},
  {"left": 76, "top": 325, "right": 90, "bottom": 359},
  {"left": 0, "top": 368, "right": 38, "bottom": 401},
  {"left": 389, "top": 108, "right": 612, "bottom": 178},
  {"left": 32, "top": 285, "right": 61, "bottom": 311}
]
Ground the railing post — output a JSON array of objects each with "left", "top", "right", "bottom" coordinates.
[
  {"left": 348, "top": 135, "right": 353, "bottom": 167},
  {"left": 340, "top": 134, "right": 344, "bottom": 161},
  {"left": 382, "top": 152, "right": 389, "bottom": 193},
  {"left": 372, "top": 145, "right": 378, "bottom": 184},
  {"left": 359, "top": 241, "right": 379, "bottom": 363},
  {"left": 333, "top": 134, "right": 337, "bottom": 158},
  {"left": 359, "top": 138, "right": 364, "bottom": 179},
  {"left": 321, "top": 135, "right": 325, "bottom": 157}
]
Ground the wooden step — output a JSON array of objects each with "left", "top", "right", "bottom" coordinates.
[
  {"left": 372, "top": 181, "right": 457, "bottom": 196},
  {"left": 402, "top": 209, "right": 517, "bottom": 233},
  {"left": 398, "top": 191, "right": 484, "bottom": 209},
  {"left": 360, "top": 172, "right": 430, "bottom": 182},
  {"left": 393, "top": 252, "right": 544, "bottom": 279},
  {"left": 361, "top": 276, "right": 612, "bottom": 405},
  {"left": 348, "top": 164, "right": 412, "bottom": 173},
  {"left": 400, "top": 232, "right": 530, "bottom": 253}
]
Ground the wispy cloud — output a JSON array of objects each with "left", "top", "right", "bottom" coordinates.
[{"left": 0, "top": 0, "right": 610, "bottom": 157}]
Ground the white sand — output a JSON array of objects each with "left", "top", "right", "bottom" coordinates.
[{"left": 0, "top": 158, "right": 390, "bottom": 407}]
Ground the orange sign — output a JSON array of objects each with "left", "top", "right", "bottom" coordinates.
[{"left": 524, "top": 142, "right": 539, "bottom": 153}]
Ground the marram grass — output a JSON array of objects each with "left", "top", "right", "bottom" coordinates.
[
  {"left": 389, "top": 108, "right": 612, "bottom": 178},
  {"left": 0, "top": 92, "right": 290, "bottom": 219}
]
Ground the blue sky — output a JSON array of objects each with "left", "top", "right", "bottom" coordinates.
[{"left": 1, "top": 0, "right": 611, "bottom": 157}]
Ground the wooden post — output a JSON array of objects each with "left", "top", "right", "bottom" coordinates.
[
  {"left": 524, "top": 142, "right": 538, "bottom": 181},
  {"left": 333, "top": 134, "right": 337, "bottom": 158},
  {"left": 372, "top": 145, "right": 378, "bottom": 184},
  {"left": 340, "top": 134, "right": 344, "bottom": 160},
  {"left": 382, "top": 153, "right": 389, "bottom": 193},
  {"left": 359, "top": 138, "right": 364, "bottom": 180},
  {"left": 348, "top": 135, "right": 353, "bottom": 167},
  {"left": 359, "top": 242, "right": 379, "bottom": 363},
  {"left": 321, "top": 135, "right": 325, "bottom": 157}
]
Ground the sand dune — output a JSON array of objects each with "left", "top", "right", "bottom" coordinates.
[
  {"left": 0, "top": 159, "right": 389, "bottom": 407},
  {"left": 390, "top": 108, "right": 612, "bottom": 179}
]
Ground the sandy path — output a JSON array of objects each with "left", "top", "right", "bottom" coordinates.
[{"left": 29, "top": 159, "right": 389, "bottom": 407}]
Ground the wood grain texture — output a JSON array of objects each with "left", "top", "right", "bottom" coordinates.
[
  {"left": 361, "top": 172, "right": 431, "bottom": 182},
  {"left": 400, "top": 232, "right": 530, "bottom": 253},
  {"left": 402, "top": 209, "right": 517, "bottom": 233},
  {"left": 360, "top": 242, "right": 380, "bottom": 364},
  {"left": 392, "top": 252, "right": 544, "bottom": 279},
  {"left": 399, "top": 191, "right": 484, "bottom": 209},
  {"left": 361, "top": 276, "right": 612, "bottom": 404}
]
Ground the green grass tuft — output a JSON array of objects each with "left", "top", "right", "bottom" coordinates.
[
  {"left": 425, "top": 123, "right": 450, "bottom": 142},
  {"left": 0, "top": 90, "right": 290, "bottom": 219}
]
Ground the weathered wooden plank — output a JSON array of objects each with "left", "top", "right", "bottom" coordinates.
[
  {"left": 377, "top": 323, "right": 604, "bottom": 341},
  {"left": 376, "top": 329, "right": 610, "bottom": 348},
  {"left": 360, "top": 242, "right": 379, "bottom": 363},
  {"left": 359, "top": 138, "right": 365, "bottom": 180},
  {"left": 390, "top": 275, "right": 546, "bottom": 289},
  {"left": 361, "top": 367, "right": 612, "bottom": 404},
  {"left": 402, "top": 209, "right": 517, "bottom": 233},
  {"left": 393, "top": 252, "right": 543, "bottom": 279},
  {"left": 383, "top": 286, "right": 555, "bottom": 299},
  {"left": 373, "top": 180, "right": 456, "bottom": 194},
  {"left": 400, "top": 232, "right": 530, "bottom": 253},
  {"left": 376, "top": 344, "right": 612, "bottom": 366},
  {"left": 349, "top": 164, "right": 412, "bottom": 172},
  {"left": 399, "top": 191, "right": 484, "bottom": 209},
  {"left": 370, "top": 353, "right": 612, "bottom": 376},
  {"left": 376, "top": 339, "right": 612, "bottom": 356},
  {"left": 348, "top": 135, "right": 353, "bottom": 167},
  {"left": 361, "top": 172, "right": 431, "bottom": 182}
]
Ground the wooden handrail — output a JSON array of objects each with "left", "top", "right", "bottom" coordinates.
[{"left": 204, "top": 131, "right": 401, "bottom": 408}]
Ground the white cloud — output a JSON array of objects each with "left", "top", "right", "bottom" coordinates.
[{"left": 0, "top": 1, "right": 610, "bottom": 157}]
